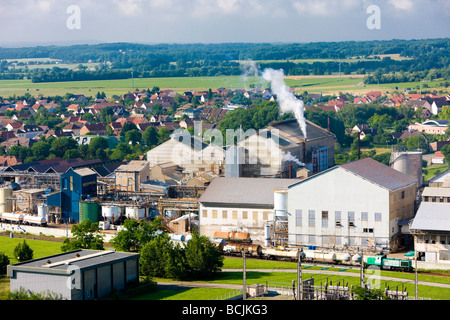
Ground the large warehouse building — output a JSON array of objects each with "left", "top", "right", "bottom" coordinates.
[{"left": 7, "top": 249, "right": 140, "bottom": 300}]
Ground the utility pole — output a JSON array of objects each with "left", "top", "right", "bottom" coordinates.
[
  {"left": 415, "top": 252, "right": 418, "bottom": 300},
  {"left": 360, "top": 252, "right": 365, "bottom": 288},
  {"left": 297, "top": 248, "right": 303, "bottom": 300},
  {"left": 242, "top": 246, "right": 247, "bottom": 300}
]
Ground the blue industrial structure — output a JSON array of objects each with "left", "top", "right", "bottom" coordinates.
[{"left": 46, "top": 168, "right": 97, "bottom": 223}]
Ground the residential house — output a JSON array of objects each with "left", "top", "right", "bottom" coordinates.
[
  {"left": 14, "top": 125, "right": 45, "bottom": 139},
  {"left": 79, "top": 123, "right": 107, "bottom": 136}
]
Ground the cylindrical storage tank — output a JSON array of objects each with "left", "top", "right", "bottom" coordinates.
[
  {"left": 125, "top": 206, "right": 146, "bottom": 220},
  {"left": 37, "top": 205, "right": 49, "bottom": 219},
  {"left": 341, "top": 253, "right": 352, "bottom": 262},
  {"left": 264, "top": 224, "right": 271, "bottom": 247},
  {"left": 352, "top": 253, "right": 362, "bottom": 262},
  {"left": 0, "top": 187, "right": 13, "bottom": 213},
  {"left": 102, "top": 205, "right": 120, "bottom": 223},
  {"left": 2, "top": 212, "right": 24, "bottom": 223},
  {"left": 274, "top": 189, "right": 288, "bottom": 218},
  {"left": 169, "top": 234, "right": 185, "bottom": 242},
  {"left": 79, "top": 201, "right": 100, "bottom": 223}
]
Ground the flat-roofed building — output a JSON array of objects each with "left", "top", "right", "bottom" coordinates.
[{"left": 7, "top": 249, "right": 140, "bottom": 300}]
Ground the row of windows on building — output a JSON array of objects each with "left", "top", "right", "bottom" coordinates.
[
  {"left": 294, "top": 210, "right": 383, "bottom": 227},
  {"left": 202, "top": 209, "right": 271, "bottom": 221},
  {"left": 423, "top": 196, "right": 450, "bottom": 203},
  {"left": 416, "top": 234, "right": 450, "bottom": 245}
]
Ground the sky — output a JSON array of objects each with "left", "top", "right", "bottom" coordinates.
[{"left": 0, "top": 0, "right": 449, "bottom": 46}]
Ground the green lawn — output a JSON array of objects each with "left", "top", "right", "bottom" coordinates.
[{"left": 0, "top": 235, "right": 63, "bottom": 264}]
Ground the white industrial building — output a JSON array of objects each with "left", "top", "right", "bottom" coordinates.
[
  {"left": 7, "top": 249, "right": 140, "bottom": 300},
  {"left": 286, "top": 158, "right": 418, "bottom": 253},
  {"left": 410, "top": 185, "right": 450, "bottom": 262},
  {"left": 198, "top": 177, "right": 296, "bottom": 243}
]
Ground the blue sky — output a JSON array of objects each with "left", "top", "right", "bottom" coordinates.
[{"left": 0, "top": 0, "right": 449, "bottom": 46}]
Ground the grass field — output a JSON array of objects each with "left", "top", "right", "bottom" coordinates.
[{"left": 1, "top": 73, "right": 447, "bottom": 99}]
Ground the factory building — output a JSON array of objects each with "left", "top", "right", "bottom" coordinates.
[
  {"left": 7, "top": 249, "right": 140, "bottom": 300},
  {"left": 114, "top": 160, "right": 150, "bottom": 192},
  {"left": 410, "top": 184, "right": 450, "bottom": 262},
  {"left": 233, "top": 119, "right": 335, "bottom": 178},
  {"left": 287, "top": 158, "right": 417, "bottom": 253},
  {"left": 147, "top": 132, "right": 224, "bottom": 176},
  {"left": 198, "top": 177, "right": 296, "bottom": 243},
  {"left": 46, "top": 168, "right": 98, "bottom": 223}
]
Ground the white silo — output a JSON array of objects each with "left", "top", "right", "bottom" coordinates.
[
  {"left": 273, "top": 189, "right": 288, "bottom": 246},
  {"left": 390, "top": 147, "right": 423, "bottom": 187},
  {"left": 0, "top": 187, "right": 13, "bottom": 213}
]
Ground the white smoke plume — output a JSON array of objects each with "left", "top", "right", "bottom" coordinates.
[
  {"left": 282, "top": 151, "right": 305, "bottom": 167},
  {"left": 240, "top": 59, "right": 260, "bottom": 90},
  {"left": 262, "top": 68, "right": 307, "bottom": 139}
]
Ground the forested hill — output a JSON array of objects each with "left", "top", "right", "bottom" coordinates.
[{"left": 0, "top": 39, "right": 448, "bottom": 82}]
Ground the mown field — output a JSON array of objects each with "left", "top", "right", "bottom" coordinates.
[
  {"left": 1, "top": 236, "right": 449, "bottom": 300},
  {"left": 0, "top": 74, "right": 446, "bottom": 99}
]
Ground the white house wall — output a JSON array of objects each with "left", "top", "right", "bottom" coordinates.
[{"left": 287, "top": 167, "right": 392, "bottom": 250}]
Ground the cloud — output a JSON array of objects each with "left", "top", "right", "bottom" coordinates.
[
  {"left": 388, "top": 0, "right": 414, "bottom": 11},
  {"left": 291, "top": 0, "right": 361, "bottom": 16},
  {"left": 113, "top": 0, "right": 144, "bottom": 16}
]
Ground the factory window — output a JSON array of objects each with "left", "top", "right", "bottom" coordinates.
[
  {"left": 335, "top": 237, "right": 342, "bottom": 245},
  {"left": 361, "top": 212, "right": 368, "bottom": 221},
  {"left": 295, "top": 210, "right": 302, "bottom": 227},
  {"left": 296, "top": 235, "right": 303, "bottom": 244},
  {"left": 401, "top": 191, "right": 405, "bottom": 199},
  {"left": 322, "top": 211, "right": 328, "bottom": 228},
  {"left": 263, "top": 211, "right": 270, "bottom": 221},
  {"left": 63, "top": 178, "right": 68, "bottom": 190},
  {"left": 375, "top": 212, "right": 382, "bottom": 222},
  {"left": 308, "top": 210, "right": 315, "bottom": 227},
  {"left": 70, "top": 176, "right": 73, "bottom": 191},
  {"left": 202, "top": 210, "right": 207, "bottom": 218},
  {"left": 335, "top": 211, "right": 341, "bottom": 225},
  {"left": 361, "top": 238, "right": 368, "bottom": 246},
  {"left": 17, "top": 194, "right": 22, "bottom": 204},
  {"left": 222, "top": 210, "right": 227, "bottom": 219},
  {"left": 348, "top": 211, "right": 355, "bottom": 222},
  {"left": 322, "top": 235, "right": 329, "bottom": 245},
  {"left": 212, "top": 210, "right": 218, "bottom": 219},
  {"left": 242, "top": 211, "right": 248, "bottom": 219},
  {"left": 309, "top": 235, "right": 315, "bottom": 244},
  {"left": 253, "top": 212, "right": 258, "bottom": 221},
  {"left": 232, "top": 211, "right": 238, "bottom": 219}
]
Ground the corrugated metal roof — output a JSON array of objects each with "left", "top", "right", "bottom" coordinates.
[
  {"left": 422, "top": 187, "right": 450, "bottom": 197},
  {"left": 340, "top": 157, "right": 417, "bottom": 191},
  {"left": 410, "top": 202, "right": 450, "bottom": 232},
  {"left": 198, "top": 177, "right": 297, "bottom": 207}
]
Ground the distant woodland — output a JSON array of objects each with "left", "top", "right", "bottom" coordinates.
[{"left": 0, "top": 39, "right": 448, "bottom": 83}]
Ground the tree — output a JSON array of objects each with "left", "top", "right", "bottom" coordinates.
[
  {"left": 61, "top": 220, "right": 104, "bottom": 252},
  {"left": 184, "top": 229, "right": 224, "bottom": 279},
  {"left": 111, "top": 218, "right": 162, "bottom": 252},
  {"left": 157, "top": 127, "right": 172, "bottom": 144},
  {"left": 352, "top": 286, "right": 389, "bottom": 300},
  {"left": 14, "top": 241, "right": 33, "bottom": 262},
  {"left": 143, "top": 126, "right": 158, "bottom": 147},
  {"left": 125, "top": 129, "right": 142, "bottom": 146},
  {"left": 140, "top": 234, "right": 182, "bottom": 278},
  {"left": 51, "top": 137, "right": 78, "bottom": 158},
  {"left": 0, "top": 252, "right": 10, "bottom": 275}
]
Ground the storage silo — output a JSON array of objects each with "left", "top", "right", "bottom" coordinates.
[
  {"left": 273, "top": 189, "right": 288, "bottom": 246},
  {"left": 390, "top": 148, "right": 423, "bottom": 187},
  {"left": 0, "top": 187, "right": 13, "bottom": 213},
  {"left": 79, "top": 200, "right": 100, "bottom": 223},
  {"left": 102, "top": 205, "right": 121, "bottom": 224}
]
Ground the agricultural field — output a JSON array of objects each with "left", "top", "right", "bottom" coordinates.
[{"left": 0, "top": 74, "right": 446, "bottom": 99}]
